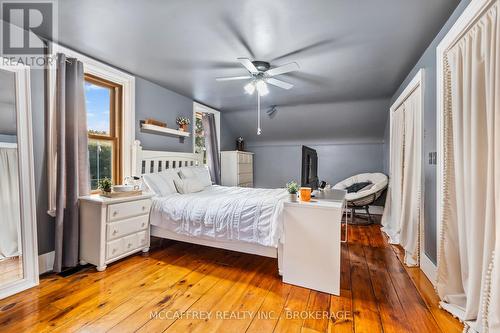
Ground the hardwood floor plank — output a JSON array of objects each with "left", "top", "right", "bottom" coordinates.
[
  {"left": 246, "top": 279, "right": 292, "bottom": 333},
  {"left": 273, "top": 285, "right": 311, "bottom": 333},
  {"left": 302, "top": 290, "right": 330, "bottom": 332},
  {"left": 328, "top": 289, "right": 354, "bottom": 333},
  {"left": 363, "top": 245, "right": 413, "bottom": 333},
  {"left": 348, "top": 243, "right": 383, "bottom": 333}
]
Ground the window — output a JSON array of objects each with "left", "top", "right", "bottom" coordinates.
[
  {"left": 193, "top": 102, "right": 220, "bottom": 164},
  {"left": 84, "top": 74, "right": 123, "bottom": 191}
]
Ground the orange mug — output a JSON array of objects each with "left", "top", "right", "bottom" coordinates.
[{"left": 299, "top": 187, "right": 312, "bottom": 202}]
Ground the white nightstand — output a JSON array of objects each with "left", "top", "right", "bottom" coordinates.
[{"left": 79, "top": 193, "right": 153, "bottom": 271}]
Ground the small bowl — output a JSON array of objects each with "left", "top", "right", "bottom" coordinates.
[{"left": 113, "top": 185, "right": 135, "bottom": 192}]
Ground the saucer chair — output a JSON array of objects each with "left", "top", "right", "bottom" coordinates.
[{"left": 333, "top": 173, "right": 388, "bottom": 225}]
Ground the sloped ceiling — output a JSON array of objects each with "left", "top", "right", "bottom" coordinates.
[{"left": 53, "top": 0, "right": 460, "bottom": 141}]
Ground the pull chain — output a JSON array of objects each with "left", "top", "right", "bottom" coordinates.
[{"left": 257, "top": 91, "right": 262, "bottom": 135}]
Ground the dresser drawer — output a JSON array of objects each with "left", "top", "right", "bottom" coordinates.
[
  {"left": 238, "top": 172, "right": 253, "bottom": 184},
  {"left": 106, "top": 215, "right": 149, "bottom": 241},
  {"left": 238, "top": 163, "right": 252, "bottom": 174},
  {"left": 238, "top": 153, "right": 252, "bottom": 164},
  {"left": 106, "top": 238, "right": 123, "bottom": 260},
  {"left": 108, "top": 199, "right": 151, "bottom": 221}
]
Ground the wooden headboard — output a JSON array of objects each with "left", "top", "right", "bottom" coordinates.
[{"left": 132, "top": 140, "right": 199, "bottom": 175}]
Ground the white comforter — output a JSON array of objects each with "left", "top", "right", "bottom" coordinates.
[{"left": 150, "top": 185, "right": 288, "bottom": 247}]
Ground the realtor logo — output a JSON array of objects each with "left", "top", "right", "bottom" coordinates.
[{"left": 1, "top": 1, "right": 52, "bottom": 55}]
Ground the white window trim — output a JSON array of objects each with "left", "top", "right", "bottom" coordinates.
[
  {"left": 435, "top": 0, "right": 495, "bottom": 272},
  {"left": 47, "top": 44, "right": 135, "bottom": 216},
  {"left": 192, "top": 102, "right": 220, "bottom": 163}
]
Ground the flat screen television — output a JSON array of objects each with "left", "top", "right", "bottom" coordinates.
[{"left": 301, "top": 146, "right": 318, "bottom": 190}]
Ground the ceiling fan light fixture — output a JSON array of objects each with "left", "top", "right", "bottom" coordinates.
[
  {"left": 244, "top": 82, "right": 255, "bottom": 95},
  {"left": 255, "top": 80, "right": 269, "bottom": 96}
]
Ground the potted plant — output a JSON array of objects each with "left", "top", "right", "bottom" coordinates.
[
  {"left": 286, "top": 181, "right": 299, "bottom": 202},
  {"left": 98, "top": 177, "right": 113, "bottom": 194},
  {"left": 176, "top": 116, "right": 191, "bottom": 132}
]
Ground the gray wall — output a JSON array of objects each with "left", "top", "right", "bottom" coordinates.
[
  {"left": 30, "top": 72, "right": 198, "bottom": 255},
  {"left": 136, "top": 78, "right": 193, "bottom": 152},
  {"left": 249, "top": 142, "right": 384, "bottom": 189},
  {"left": 385, "top": 0, "right": 471, "bottom": 264}
]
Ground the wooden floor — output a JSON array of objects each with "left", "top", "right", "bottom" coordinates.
[
  {"left": 0, "top": 219, "right": 462, "bottom": 333},
  {"left": 0, "top": 256, "right": 23, "bottom": 285}
]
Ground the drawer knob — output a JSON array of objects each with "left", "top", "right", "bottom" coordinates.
[
  {"left": 141, "top": 222, "right": 146, "bottom": 227},
  {"left": 128, "top": 243, "right": 132, "bottom": 248},
  {"left": 142, "top": 206, "right": 146, "bottom": 211},
  {"left": 113, "top": 211, "right": 118, "bottom": 216},
  {"left": 112, "top": 248, "right": 117, "bottom": 253},
  {"left": 113, "top": 230, "right": 118, "bottom": 235}
]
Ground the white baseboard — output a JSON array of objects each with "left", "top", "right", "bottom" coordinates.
[
  {"left": 38, "top": 251, "right": 55, "bottom": 274},
  {"left": 420, "top": 253, "right": 437, "bottom": 285}
]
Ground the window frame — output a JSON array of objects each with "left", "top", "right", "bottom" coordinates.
[
  {"left": 47, "top": 43, "right": 135, "bottom": 216},
  {"left": 84, "top": 73, "right": 123, "bottom": 190}
]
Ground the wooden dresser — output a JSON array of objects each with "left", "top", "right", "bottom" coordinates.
[
  {"left": 221, "top": 150, "right": 254, "bottom": 187},
  {"left": 79, "top": 193, "right": 153, "bottom": 271}
]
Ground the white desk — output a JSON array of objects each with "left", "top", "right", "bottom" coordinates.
[{"left": 282, "top": 189, "right": 346, "bottom": 295}]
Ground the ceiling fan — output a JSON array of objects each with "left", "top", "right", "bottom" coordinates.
[
  {"left": 216, "top": 58, "right": 299, "bottom": 134},
  {"left": 216, "top": 58, "right": 299, "bottom": 95}
]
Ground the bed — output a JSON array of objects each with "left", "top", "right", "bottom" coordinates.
[{"left": 132, "top": 141, "right": 286, "bottom": 273}]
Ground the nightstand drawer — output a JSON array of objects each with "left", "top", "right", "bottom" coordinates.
[
  {"left": 108, "top": 199, "right": 151, "bottom": 221},
  {"left": 106, "top": 238, "right": 123, "bottom": 260},
  {"left": 122, "top": 234, "right": 138, "bottom": 253},
  {"left": 238, "top": 153, "right": 252, "bottom": 164},
  {"left": 238, "top": 163, "right": 252, "bottom": 174},
  {"left": 106, "top": 215, "right": 149, "bottom": 241},
  {"left": 137, "top": 231, "right": 148, "bottom": 248}
]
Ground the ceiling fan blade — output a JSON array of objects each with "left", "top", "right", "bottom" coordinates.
[
  {"left": 215, "top": 75, "right": 252, "bottom": 81},
  {"left": 266, "top": 62, "right": 300, "bottom": 77},
  {"left": 267, "top": 78, "right": 294, "bottom": 90},
  {"left": 237, "top": 58, "right": 259, "bottom": 74}
]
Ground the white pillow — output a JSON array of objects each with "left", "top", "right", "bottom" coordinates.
[
  {"left": 174, "top": 177, "right": 205, "bottom": 194},
  {"left": 180, "top": 166, "right": 212, "bottom": 187},
  {"left": 142, "top": 171, "right": 178, "bottom": 196}
]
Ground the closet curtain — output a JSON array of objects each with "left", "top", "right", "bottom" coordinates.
[
  {"left": 201, "top": 113, "right": 221, "bottom": 185},
  {"left": 381, "top": 87, "right": 422, "bottom": 266},
  {"left": 0, "top": 147, "right": 21, "bottom": 259},
  {"left": 54, "top": 53, "right": 90, "bottom": 272},
  {"left": 437, "top": 3, "right": 499, "bottom": 332}
]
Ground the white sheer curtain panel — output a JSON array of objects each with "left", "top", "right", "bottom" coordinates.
[
  {"left": 399, "top": 88, "right": 422, "bottom": 266},
  {"left": 0, "top": 147, "right": 21, "bottom": 259},
  {"left": 382, "top": 86, "right": 422, "bottom": 266},
  {"left": 382, "top": 104, "right": 405, "bottom": 244},
  {"left": 437, "top": 3, "right": 499, "bottom": 332}
]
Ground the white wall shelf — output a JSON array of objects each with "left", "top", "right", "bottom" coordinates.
[{"left": 140, "top": 123, "right": 190, "bottom": 138}]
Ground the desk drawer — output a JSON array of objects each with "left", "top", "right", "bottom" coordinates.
[
  {"left": 107, "top": 215, "right": 149, "bottom": 241},
  {"left": 108, "top": 199, "right": 151, "bottom": 221}
]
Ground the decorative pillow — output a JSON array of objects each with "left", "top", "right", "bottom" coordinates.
[
  {"left": 345, "top": 182, "right": 372, "bottom": 193},
  {"left": 174, "top": 177, "right": 205, "bottom": 194},
  {"left": 142, "top": 172, "right": 177, "bottom": 196},
  {"left": 180, "top": 166, "right": 212, "bottom": 187}
]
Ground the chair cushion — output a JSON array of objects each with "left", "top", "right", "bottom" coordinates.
[
  {"left": 333, "top": 173, "right": 388, "bottom": 201},
  {"left": 345, "top": 182, "right": 372, "bottom": 193}
]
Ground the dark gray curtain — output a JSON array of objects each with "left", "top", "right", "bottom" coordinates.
[
  {"left": 54, "top": 53, "right": 90, "bottom": 272},
  {"left": 201, "top": 113, "right": 221, "bottom": 185}
]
